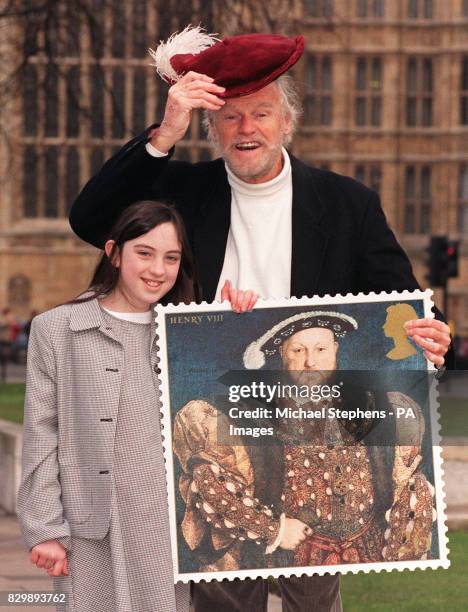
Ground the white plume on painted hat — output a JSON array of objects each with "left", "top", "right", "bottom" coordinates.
[
  {"left": 243, "top": 310, "right": 359, "bottom": 370},
  {"left": 148, "top": 24, "right": 220, "bottom": 83}
]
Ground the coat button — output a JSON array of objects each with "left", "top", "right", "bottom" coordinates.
[{"left": 153, "top": 364, "right": 161, "bottom": 374}]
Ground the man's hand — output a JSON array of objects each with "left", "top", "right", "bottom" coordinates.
[
  {"left": 30, "top": 539, "right": 69, "bottom": 577},
  {"left": 220, "top": 280, "right": 258, "bottom": 313},
  {"left": 404, "top": 318, "right": 451, "bottom": 366},
  {"left": 150, "top": 71, "right": 225, "bottom": 153},
  {"left": 279, "top": 518, "right": 313, "bottom": 550}
]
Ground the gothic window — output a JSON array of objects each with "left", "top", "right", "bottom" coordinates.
[
  {"left": 18, "top": 0, "right": 208, "bottom": 219},
  {"left": 408, "top": 0, "right": 433, "bottom": 18},
  {"left": 357, "top": 0, "right": 384, "bottom": 18},
  {"left": 304, "top": 56, "right": 333, "bottom": 126},
  {"left": 8, "top": 275, "right": 31, "bottom": 309},
  {"left": 458, "top": 164, "right": 468, "bottom": 234},
  {"left": 66, "top": 66, "right": 80, "bottom": 138},
  {"left": 355, "top": 57, "right": 382, "bottom": 126},
  {"left": 406, "top": 57, "right": 433, "bottom": 126},
  {"left": 132, "top": 0, "right": 147, "bottom": 58},
  {"left": 44, "top": 64, "right": 59, "bottom": 137},
  {"left": 304, "top": 0, "right": 334, "bottom": 18},
  {"left": 133, "top": 68, "right": 147, "bottom": 134},
  {"left": 22, "top": 64, "right": 38, "bottom": 136},
  {"left": 65, "top": 148, "right": 80, "bottom": 213},
  {"left": 44, "top": 147, "right": 58, "bottom": 218},
  {"left": 461, "top": 56, "right": 468, "bottom": 125},
  {"left": 23, "top": 147, "right": 38, "bottom": 218},
  {"left": 112, "top": 0, "right": 126, "bottom": 58},
  {"left": 91, "top": 65, "right": 104, "bottom": 138},
  {"left": 404, "top": 165, "right": 432, "bottom": 234},
  {"left": 111, "top": 68, "right": 126, "bottom": 139}
]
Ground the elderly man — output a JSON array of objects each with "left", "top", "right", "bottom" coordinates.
[
  {"left": 173, "top": 311, "right": 435, "bottom": 576},
  {"left": 70, "top": 26, "right": 450, "bottom": 612}
]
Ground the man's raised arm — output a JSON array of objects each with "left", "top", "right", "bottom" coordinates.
[{"left": 69, "top": 72, "right": 225, "bottom": 248}]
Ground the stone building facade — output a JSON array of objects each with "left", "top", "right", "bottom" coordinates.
[
  {"left": 0, "top": 0, "right": 467, "bottom": 337},
  {"left": 292, "top": 0, "right": 468, "bottom": 337}
]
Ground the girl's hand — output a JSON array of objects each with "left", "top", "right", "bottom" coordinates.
[
  {"left": 30, "top": 539, "right": 69, "bottom": 577},
  {"left": 220, "top": 280, "right": 258, "bottom": 313}
]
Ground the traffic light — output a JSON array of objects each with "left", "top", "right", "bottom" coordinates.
[
  {"left": 446, "top": 240, "right": 459, "bottom": 278},
  {"left": 427, "top": 236, "right": 448, "bottom": 287},
  {"left": 427, "top": 236, "right": 459, "bottom": 287}
]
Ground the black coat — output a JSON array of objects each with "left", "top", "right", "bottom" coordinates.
[
  {"left": 70, "top": 126, "right": 421, "bottom": 303},
  {"left": 71, "top": 129, "right": 453, "bottom": 356}
]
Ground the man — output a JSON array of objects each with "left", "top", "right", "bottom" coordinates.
[
  {"left": 173, "top": 311, "right": 435, "bottom": 572},
  {"left": 70, "top": 25, "right": 450, "bottom": 612}
]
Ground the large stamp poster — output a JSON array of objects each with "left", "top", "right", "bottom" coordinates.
[{"left": 155, "top": 290, "right": 449, "bottom": 583}]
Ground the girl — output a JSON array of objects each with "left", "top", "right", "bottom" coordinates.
[{"left": 17, "top": 200, "right": 256, "bottom": 612}]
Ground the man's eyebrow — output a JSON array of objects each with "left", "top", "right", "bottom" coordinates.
[
  {"left": 248, "top": 103, "right": 274, "bottom": 110},
  {"left": 223, "top": 102, "right": 274, "bottom": 113}
]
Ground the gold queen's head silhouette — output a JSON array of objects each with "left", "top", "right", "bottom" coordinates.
[{"left": 383, "top": 303, "right": 418, "bottom": 360}]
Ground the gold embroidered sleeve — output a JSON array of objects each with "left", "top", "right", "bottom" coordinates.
[
  {"left": 191, "top": 462, "right": 281, "bottom": 546},
  {"left": 382, "top": 473, "right": 435, "bottom": 561}
]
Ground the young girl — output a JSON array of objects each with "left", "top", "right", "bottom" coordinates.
[{"left": 17, "top": 200, "right": 256, "bottom": 612}]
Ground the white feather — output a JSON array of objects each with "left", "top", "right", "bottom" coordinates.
[{"left": 148, "top": 24, "right": 220, "bottom": 82}]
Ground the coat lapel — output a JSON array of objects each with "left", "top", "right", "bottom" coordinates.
[
  {"left": 191, "top": 155, "right": 331, "bottom": 302},
  {"left": 192, "top": 160, "right": 231, "bottom": 302},
  {"left": 290, "top": 155, "right": 330, "bottom": 298},
  {"left": 69, "top": 297, "right": 122, "bottom": 344}
]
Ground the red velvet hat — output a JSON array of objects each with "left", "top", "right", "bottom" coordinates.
[{"left": 149, "top": 26, "right": 304, "bottom": 98}]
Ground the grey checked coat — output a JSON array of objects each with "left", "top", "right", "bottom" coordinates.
[{"left": 16, "top": 297, "right": 160, "bottom": 551}]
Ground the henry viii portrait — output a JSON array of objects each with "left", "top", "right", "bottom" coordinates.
[{"left": 172, "top": 308, "right": 436, "bottom": 573}]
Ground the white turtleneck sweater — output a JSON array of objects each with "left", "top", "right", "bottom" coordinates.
[
  {"left": 146, "top": 141, "right": 293, "bottom": 301},
  {"left": 215, "top": 148, "right": 293, "bottom": 301}
]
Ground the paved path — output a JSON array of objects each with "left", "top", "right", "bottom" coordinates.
[
  {"left": 0, "top": 507, "right": 282, "bottom": 611},
  {"left": 0, "top": 510, "right": 54, "bottom": 611}
]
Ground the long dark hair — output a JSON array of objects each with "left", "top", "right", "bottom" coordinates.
[{"left": 70, "top": 200, "right": 198, "bottom": 305}]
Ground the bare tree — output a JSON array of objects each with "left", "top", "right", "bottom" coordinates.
[
  {"left": 214, "top": 0, "right": 345, "bottom": 46},
  {"left": 0, "top": 0, "right": 119, "bottom": 179},
  {"left": 215, "top": 0, "right": 299, "bottom": 36},
  {"left": 1, "top": 0, "right": 123, "bottom": 120}
]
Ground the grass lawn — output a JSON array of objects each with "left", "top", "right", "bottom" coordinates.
[
  {"left": 341, "top": 531, "right": 467, "bottom": 611},
  {"left": 0, "top": 383, "right": 25, "bottom": 424},
  {"left": 438, "top": 397, "right": 468, "bottom": 437}
]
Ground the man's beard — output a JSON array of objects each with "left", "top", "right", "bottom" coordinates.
[
  {"left": 222, "top": 143, "right": 283, "bottom": 182},
  {"left": 287, "top": 369, "right": 334, "bottom": 387},
  {"left": 208, "top": 128, "right": 284, "bottom": 182}
]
